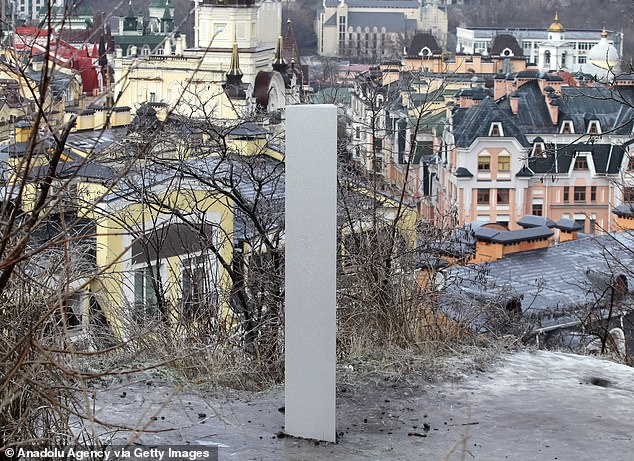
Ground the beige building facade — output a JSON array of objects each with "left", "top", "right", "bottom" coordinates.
[{"left": 114, "top": 0, "right": 283, "bottom": 117}]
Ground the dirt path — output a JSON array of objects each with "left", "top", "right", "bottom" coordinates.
[{"left": 87, "top": 351, "right": 634, "bottom": 461}]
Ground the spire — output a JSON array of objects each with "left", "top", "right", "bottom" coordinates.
[
  {"left": 273, "top": 35, "right": 287, "bottom": 72},
  {"left": 227, "top": 38, "right": 242, "bottom": 78},
  {"left": 224, "top": 36, "right": 246, "bottom": 99},
  {"left": 123, "top": 0, "right": 139, "bottom": 31}
]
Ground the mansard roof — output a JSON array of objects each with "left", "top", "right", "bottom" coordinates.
[
  {"left": 556, "top": 86, "right": 634, "bottom": 135},
  {"left": 498, "top": 80, "right": 553, "bottom": 132},
  {"left": 407, "top": 32, "right": 442, "bottom": 57},
  {"left": 324, "top": 0, "right": 422, "bottom": 8},
  {"left": 347, "top": 12, "right": 416, "bottom": 33},
  {"left": 524, "top": 142, "right": 624, "bottom": 175},
  {"left": 490, "top": 34, "right": 522, "bottom": 56},
  {"left": 497, "top": 80, "right": 634, "bottom": 135},
  {"left": 453, "top": 97, "right": 529, "bottom": 148}
]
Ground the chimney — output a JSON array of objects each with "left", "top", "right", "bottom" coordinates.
[
  {"left": 554, "top": 218, "right": 582, "bottom": 242},
  {"left": 494, "top": 76, "right": 506, "bottom": 99},
  {"left": 510, "top": 92, "right": 519, "bottom": 114},
  {"left": 14, "top": 121, "right": 33, "bottom": 143}
]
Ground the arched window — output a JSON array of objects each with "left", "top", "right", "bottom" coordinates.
[{"left": 544, "top": 50, "right": 551, "bottom": 65}]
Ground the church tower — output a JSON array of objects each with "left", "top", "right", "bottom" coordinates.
[{"left": 192, "top": 0, "right": 282, "bottom": 85}]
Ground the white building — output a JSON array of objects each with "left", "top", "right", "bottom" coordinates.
[
  {"left": 316, "top": 0, "right": 447, "bottom": 61},
  {"left": 456, "top": 14, "right": 622, "bottom": 72}
]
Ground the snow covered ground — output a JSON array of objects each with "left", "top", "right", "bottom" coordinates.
[{"left": 89, "top": 351, "right": 634, "bottom": 460}]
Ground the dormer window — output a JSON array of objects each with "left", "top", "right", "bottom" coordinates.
[
  {"left": 561, "top": 120, "right": 574, "bottom": 134},
  {"left": 574, "top": 154, "right": 589, "bottom": 170},
  {"left": 532, "top": 142, "right": 546, "bottom": 157},
  {"left": 587, "top": 120, "right": 601, "bottom": 135},
  {"left": 501, "top": 48, "right": 513, "bottom": 57},
  {"left": 419, "top": 47, "right": 432, "bottom": 57},
  {"left": 489, "top": 122, "right": 503, "bottom": 137}
]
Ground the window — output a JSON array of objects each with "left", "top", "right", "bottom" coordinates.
[
  {"left": 575, "top": 218, "right": 586, "bottom": 232},
  {"left": 477, "top": 189, "right": 490, "bottom": 205},
  {"left": 628, "top": 156, "right": 634, "bottom": 171},
  {"left": 498, "top": 155, "right": 511, "bottom": 171},
  {"left": 574, "top": 155, "right": 588, "bottom": 170},
  {"left": 478, "top": 155, "right": 491, "bottom": 171},
  {"left": 561, "top": 121, "right": 574, "bottom": 134},
  {"left": 214, "top": 22, "right": 227, "bottom": 37},
  {"left": 181, "top": 255, "right": 218, "bottom": 321},
  {"left": 578, "top": 56, "right": 587, "bottom": 64},
  {"left": 561, "top": 51, "right": 567, "bottom": 67},
  {"left": 489, "top": 122, "right": 503, "bottom": 137},
  {"left": 587, "top": 121, "right": 601, "bottom": 135},
  {"left": 544, "top": 50, "right": 551, "bottom": 65},
  {"left": 355, "top": 126, "right": 360, "bottom": 139},
  {"left": 574, "top": 186, "right": 586, "bottom": 203},
  {"left": 532, "top": 142, "right": 545, "bottom": 157},
  {"left": 563, "top": 187, "right": 569, "bottom": 202},
  {"left": 591, "top": 186, "right": 597, "bottom": 202},
  {"left": 497, "top": 188, "right": 510, "bottom": 204},
  {"left": 624, "top": 187, "right": 634, "bottom": 202},
  {"left": 133, "top": 265, "right": 161, "bottom": 320},
  {"left": 149, "top": 92, "right": 156, "bottom": 103},
  {"left": 589, "top": 218, "right": 596, "bottom": 234},
  {"left": 532, "top": 204, "right": 543, "bottom": 216}
]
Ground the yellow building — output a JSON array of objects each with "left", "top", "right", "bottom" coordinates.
[{"left": 113, "top": 0, "right": 284, "bottom": 117}]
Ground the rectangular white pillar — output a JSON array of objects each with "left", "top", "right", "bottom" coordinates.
[{"left": 285, "top": 104, "right": 337, "bottom": 442}]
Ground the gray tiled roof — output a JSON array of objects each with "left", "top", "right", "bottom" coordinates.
[
  {"left": 454, "top": 167, "right": 473, "bottom": 178},
  {"left": 443, "top": 231, "right": 634, "bottom": 325},
  {"left": 555, "top": 218, "right": 583, "bottom": 231},
  {"left": 453, "top": 97, "right": 530, "bottom": 148},
  {"left": 490, "top": 34, "right": 523, "bottom": 56},
  {"left": 557, "top": 86, "right": 634, "bottom": 135},
  {"left": 614, "top": 204, "right": 634, "bottom": 218},
  {"left": 324, "top": 0, "right": 421, "bottom": 8},
  {"left": 347, "top": 12, "right": 410, "bottom": 32},
  {"left": 498, "top": 80, "right": 554, "bottom": 133},
  {"left": 525, "top": 142, "right": 624, "bottom": 176},
  {"left": 517, "top": 215, "right": 556, "bottom": 229},
  {"left": 474, "top": 226, "right": 553, "bottom": 244}
]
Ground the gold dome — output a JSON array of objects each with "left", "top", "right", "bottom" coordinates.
[{"left": 548, "top": 12, "right": 565, "bottom": 33}]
